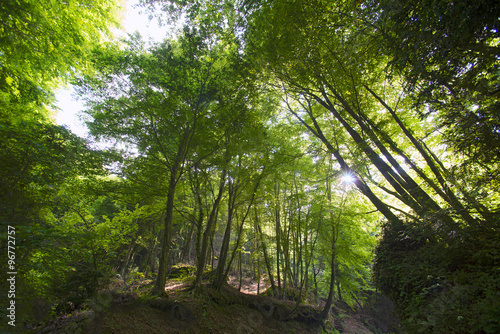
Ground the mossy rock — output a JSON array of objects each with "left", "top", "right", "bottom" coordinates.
[{"left": 168, "top": 264, "right": 196, "bottom": 278}]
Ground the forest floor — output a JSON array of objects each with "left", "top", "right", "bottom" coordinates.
[{"left": 31, "top": 274, "right": 400, "bottom": 334}]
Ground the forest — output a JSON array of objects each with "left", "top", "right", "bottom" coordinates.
[{"left": 1, "top": 0, "right": 499, "bottom": 333}]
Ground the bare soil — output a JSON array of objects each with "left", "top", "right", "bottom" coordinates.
[{"left": 31, "top": 276, "right": 399, "bottom": 334}]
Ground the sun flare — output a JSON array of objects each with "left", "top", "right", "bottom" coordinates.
[{"left": 341, "top": 172, "right": 356, "bottom": 184}]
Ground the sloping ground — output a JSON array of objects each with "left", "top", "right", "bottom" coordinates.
[
  {"left": 32, "top": 278, "right": 399, "bottom": 334},
  {"left": 227, "top": 275, "right": 270, "bottom": 295}
]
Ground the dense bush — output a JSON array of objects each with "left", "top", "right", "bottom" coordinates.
[{"left": 373, "top": 217, "right": 500, "bottom": 333}]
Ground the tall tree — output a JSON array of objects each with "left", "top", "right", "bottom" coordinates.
[
  {"left": 372, "top": 0, "right": 500, "bottom": 166},
  {"left": 79, "top": 27, "right": 263, "bottom": 294},
  {"left": 242, "top": 0, "right": 496, "bottom": 229}
]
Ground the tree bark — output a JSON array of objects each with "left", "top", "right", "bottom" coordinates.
[
  {"left": 274, "top": 181, "right": 282, "bottom": 296},
  {"left": 224, "top": 170, "right": 264, "bottom": 278},
  {"left": 153, "top": 130, "right": 191, "bottom": 296},
  {"left": 213, "top": 179, "right": 238, "bottom": 288},
  {"left": 321, "top": 240, "right": 336, "bottom": 320},
  {"left": 121, "top": 233, "right": 138, "bottom": 282},
  {"left": 181, "top": 218, "right": 196, "bottom": 263},
  {"left": 193, "top": 167, "right": 227, "bottom": 288},
  {"left": 285, "top": 96, "right": 404, "bottom": 226},
  {"left": 153, "top": 177, "right": 177, "bottom": 295},
  {"left": 364, "top": 85, "right": 479, "bottom": 226},
  {"left": 255, "top": 207, "right": 277, "bottom": 295}
]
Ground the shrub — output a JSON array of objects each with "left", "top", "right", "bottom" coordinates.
[{"left": 373, "top": 218, "right": 500, "bottom": 333}]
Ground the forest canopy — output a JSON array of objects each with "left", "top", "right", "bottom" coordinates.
[{"left": 1, "top": 0, "right": 499, "bottom": 333}]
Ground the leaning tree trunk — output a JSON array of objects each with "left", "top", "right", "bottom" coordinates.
[
  {"left": 193, "top": 167, "right": 227, "bottom": 288},
  {"left": 213, "top": 179, "right": 238, "bottom": 289},
  {"left": 153, "top": 131, "right": 190, "bottom": 296},
  {"left": 121, "top": 233, "right": 138, "bottom": 282},
  {"left": 255, "top": 207, "right": 277, "bottom": 296},
  {"left": 286, "top": 98, "right": 404, "bottom": 226},
  {"left": 223, "top": 170, "right": 264, "bottom": 279}
]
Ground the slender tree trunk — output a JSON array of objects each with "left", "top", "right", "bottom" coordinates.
[
  {"left": 274, "top": 181, "right": 282, "bottom": 296},
  {"left": 364, "top": 85, "right": 478, "bottom": 226},
  {"left": 286, "top": 98, "right": 403, "bottom": 226},
  {"left": 145, "top": 218, "right": 159, "bottom": 275},
  {"left": 255, "top": 207, "right": 276, "bottom": 295},
  {"left": 193, "top": 167, "right": 227, "bottom": 288},
  {"left": 312, "top": 262, "right": 319, "bottom": 303},
  {"left": 257, "top": 238, "right": 261, "bottom": 295},
  {"left": 319, "top": 89, "right": 430, "bottom": 216},
  {"left": 121, "top": 234, "right": 138, "bottom": 282},
  {"left": 286, "top": 207, "right": 320, "bottom": 318},
  {"left": 181, "top": 219, "right": 196, "bottom": 263},
  {"left": 322, "top": 164, "right": 346, "bottom": 319},
  {"left": 195, "top": 205, "right": 203, "bottom": 266},
  {"left": 224, "top": 170, "right": 264, "bottom": 278},
  {"left": 214, "top": 180, "right": 238, "bottom": 288},
  {"left": 238, "top": 250, "right": 243, "bottom": 290},
  {"left": 283, "top": 212, "right": 292, "bottom": 296},
  {"left": 336, "top": 278, "right": 342, "bottom": 302},
  {"left": 321, "top": 233, "right": 336, "bottom": 320},
  {"left": 152, "top": 112, "right": 196, "bottom": 296},
  {"left": 209, "top": 232, "right": 214, "bottom": 270},
  {"left": 181, "top": 181, "right": 199, "bottom": 264},
  {"left": 151, "top": 235, "right": 159, "bottom": 274}
]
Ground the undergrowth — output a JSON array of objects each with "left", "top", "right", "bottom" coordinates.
[{"left": 374, "top": 218, "right": 500, "bottom": 333}]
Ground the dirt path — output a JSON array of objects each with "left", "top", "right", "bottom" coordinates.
[{"left": 227, "top": 275, "right": 270, "bottom": 294}]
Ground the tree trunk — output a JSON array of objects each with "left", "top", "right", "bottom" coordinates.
[
  {"left": 322, "top": 163, "right": 347, "bottom": 319},
  {"left": 257, "top": 240, "right": 261, "bottom": 295},
  {"left": 181, "top": 198, "right": 197, "bottom": 264},
  {"left": 121, "top": 234, "right": 138, "bottom": 282},
  {"left": 274, "top": 181, "right": 282, "bottom": 296},
  {"left": 336, "top": 278, "right": 342, "bottom": 302},
  {"left": 286, "top": 98, "right": 403, "bottom": 226},
  {"left": 193, "top": 167, "right": 227, "bottom": 288},
  {"left": 153, "top": 131, "right": 190, "bottom": 296},
  {"left": 180, "top": 221, "right": 195, "bottom": 263},
  {"left": 312, "top": 262, "right": 319, "bottom": 303},
  {"left": 255, "top": 207, "right": 276, "bottom": 295},
  {"left": 224, "top": 169, "right": 264, "bottom": 278},
  {"left": 153, "top": 179, "right": 177, "bottom": 295},
  {"left": 195, "top": 205, "right": 203, "bottom": 266},
  {"left": 321, "top": 235, "right": 336, "bottom": 320},
  {"left": 238, "top": 250, "right": 243, "bottom": 290},
  {"left": 213, "top": 179, "right": 238, "bottom": 288},
  {"left": 364, "top": 85, "right": 478, "bottom": 226}
]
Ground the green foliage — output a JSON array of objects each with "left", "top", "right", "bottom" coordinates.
[
  {"left": 0, "top": 121, "right": 142, "bottom": 322},
  {"left": 0, "top": 0, "right": 122, "bottom": 118},
  {"left": 4, "top": 0, "right": 499, "bottom": 330},
  {"left": 374, "top": 0, "right": 500, "bottom": 166},
  {"left": 376, "top": 0, "right": 500, "bottom": 97},
  {"left": 374, "top": 218, "right": 500, "bottom": 333},
  {"left": 23, "top": 176, "right": 135, "bottom": 308},
  {"left": 0, "top": 2, "right": 124, "bottom": 320},
  {"left": 0, "top": 116, "right": 104, "bottom": 226}
]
